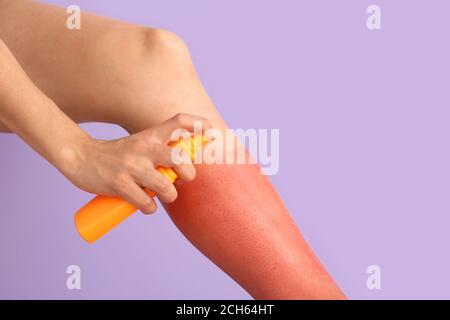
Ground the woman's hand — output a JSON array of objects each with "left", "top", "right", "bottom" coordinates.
[
  {"left": 0, "top": 36, "right": 211, "bottom": 215},
  {"left": 61, "top": 113, "right": 211, "bottom": 214}
]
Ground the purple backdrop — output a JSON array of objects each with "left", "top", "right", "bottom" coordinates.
[{"left": 1, "top": 0, "right": 449, "bottom": 299}]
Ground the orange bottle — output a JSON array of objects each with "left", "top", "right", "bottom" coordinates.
[{"left": 75, "top": 135, "right": 209, "bottom": 243}]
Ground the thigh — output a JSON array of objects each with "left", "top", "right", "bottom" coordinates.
[
  {"left": 0, "top": 0, "right": 225, "bottom": 132},
  {"left": 0, "top": 0, "right": 152, "bottom": 126},
  {"left": 0, "top": 122, "right": 8, "bottom": 132}
]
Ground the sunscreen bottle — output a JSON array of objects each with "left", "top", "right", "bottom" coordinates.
[{"left": 75, "top": 135, "right": 209, "bottom": 243}]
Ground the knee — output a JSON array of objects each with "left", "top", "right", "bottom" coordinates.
[
  {"left": 116, "top": 27, "right": 197, "bottom": 100},
  {"left": 108, "top": 27, "right": 195, "bottom": 86},
  {"left": 139, "top": 28, "right": 194, "bottom": 74},
  {"left": 105, "top": 27, "right": 207, "bottom": 132},
  {"left": 143, "top": 29, "right": 189, "bottom": 57}
]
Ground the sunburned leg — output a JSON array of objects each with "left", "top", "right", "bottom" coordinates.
[
  {"left": 164, "top": 155, "right": 343, "bottom": 299},
  {"left": 121, "top": 90, "right": 345, "bottom": 298},
  {"left": 114, "top": 53, "right": 344, "bottom": 297},
  {"left": 0, "top": 1, "right": 345, "bottom": 298},
  {"left": 101, "top": 29, "right": 345, "bottom": 299}
]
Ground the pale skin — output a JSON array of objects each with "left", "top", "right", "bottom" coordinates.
[{"left": 0, "top": 0, "right": 346, "bottom": 299}]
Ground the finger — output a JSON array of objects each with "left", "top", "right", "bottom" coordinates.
[
  {"left": 114, "top": 180, "right": 157, "bottom": 214},
  {"left": 173, "top": 162, "right": 196, "bottom": 182},
  {"left": 172, "top": 150, "right": 196, "bottom": 182},
  {"left": 153, "top": 145, "right": 196, "bottom": 182},
  {"left": 138, "top": 169, "right": 178, "bottom": 203},
  {"left": 139, "top": 196, "right": 158, "bottom": 215},
  {"left": 156, "top": 113, "right": 212, "bottom": 141}
]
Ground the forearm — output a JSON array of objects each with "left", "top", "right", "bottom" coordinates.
[{"left": 0, "top": 38, "right": 89, "bottom": 173}]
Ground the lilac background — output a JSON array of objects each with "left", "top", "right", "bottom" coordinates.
[{"left": 1, "top": 0, "right": 449, "bottom": 299}]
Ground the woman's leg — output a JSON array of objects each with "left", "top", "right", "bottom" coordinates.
[
  {"left": 0, "top": 0, "right": 345, "bottom": 299},
  {"left": 0, "top": 0, "right": 226, "bottom": 131}
]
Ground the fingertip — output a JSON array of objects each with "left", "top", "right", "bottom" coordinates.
[
  {"left": 140, "top": 198, "right": 157, "bottom": 214},
  {"left": 160, "top": 185, "right": 178, "bottom": 203},
  {"left": 177, "top": 164, "right": 196, "bottom": 182},
  {"left": 186, "top": 169, "right": 196, "bottom": 182},
  {"left": 201, "top": 117, "right": 212, "bottom": 130}
]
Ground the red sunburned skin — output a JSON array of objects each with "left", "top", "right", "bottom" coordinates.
[{"left": 164, "top": 145, "right": 345, "bottom": 299}]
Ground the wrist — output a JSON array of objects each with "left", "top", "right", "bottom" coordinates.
[{"left": 57, "top": 132, "right": 93, "bottom": 179}]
